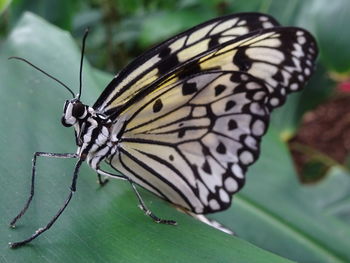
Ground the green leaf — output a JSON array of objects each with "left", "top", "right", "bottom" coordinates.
[
  {"left": 212, "top": 129, "right": 350, "bottom": 262},
  {"left": 228, "top": 0, "right": 308, "bottom": 25},
  {"left": 8, "top": 0, "right": 80, "bottom": 30},
  {"left": 0, "top": 13, "right": 289, "bottom": 262},
  {"left": 139, "top": 10, "right": 214, "bottom": 48},
  {"left": 271, "top": 64, "right": 334, "bottom": 139},
  {"left": 297, "top": 0, "right": 350, "bottom": 73},
  {"left": 0, "top": 0, "right": 11, "bottom": 15}
]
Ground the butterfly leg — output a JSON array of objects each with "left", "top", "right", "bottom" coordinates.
[
  {"left": 9, "top": 159, "right": 83, "bottom": 249},
  {"left": 97, "top": 173, "right": 109, "bottom": 186},
  {"left": 128, "top": 181, "right": 177, "bottom": 225},
  {"left": 95, "top": 167, "right": 177, "bottom": 225},
  {"left": 10, "top": 152, "right": 78, "bottom": 228}
]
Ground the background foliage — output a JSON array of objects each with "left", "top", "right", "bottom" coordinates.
[{"left": 1, "top": 0, "right": 350, "bottom": 262}]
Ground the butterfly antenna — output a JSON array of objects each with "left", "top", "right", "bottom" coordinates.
[
  {"left": 8, "top": 56, "right": 75, "bottom": 98},
  {"left": 78, "top": 28, "right": 89, "bottom": 100}
]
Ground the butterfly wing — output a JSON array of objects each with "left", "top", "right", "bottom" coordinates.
[
  {"left": 98, "top": 26, "right": 317, "bottom": 121},
  {"left": 108, "top": 71, "right": 270, "bottom": 213},
  {"left": 196, "top": 27, "right": 318, "bottom": 109},
  {"left": 93, "top": 13, "right": 280, "bottom": 112},
  {"left": 98, "top": 16, "right": 318, "bottom": 214}
]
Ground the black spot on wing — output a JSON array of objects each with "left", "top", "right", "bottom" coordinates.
[
  {"left": 230, "top": 73, "right": 243, "bottom": 82},
  {"left": 177, "top": 62, "right": 201, "bottom": 79},
  {"left": 208, "top": 35, "right": 220, "bottom": 48},
  {"left": 273, "top": 70, "right": 284, "bottom": 82},
  {"left": 157, "top": 54, "right": 180, "bottom": 75},
  {"left": 153, "top": 99, "right": 163, "bottom": 113},
  {"left": 202, "top": 145, "right": 211, "bottom": 156},
  {"left": 215, "top": 84, "right": 226, "bottom": 96},
  {"left": 233, "top": 46, "right": 252, "bottom": 72},
  {"left": 178, "top": 128, "right": 186, "bottom": 138},
  {"left": 182, "top": 82, "right": 197, "bottom": 95},
  {"left": 228, "top": 119, "right": 237, "bottom": 130},
  {"left": 225, "top": 100, "right": 236, "bottom": 111},
  {"left": 202, "top": 160, "right": 211, "bottom": 174},
  {"left": 216, "top": 142, "right": 226, "bottom": 154},
  {"left": 159, "top": 46, "right": 172, "bottom": 58}
]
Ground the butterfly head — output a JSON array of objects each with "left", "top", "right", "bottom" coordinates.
[{"left": 61, "top": 99, "right": 88, "bottom": 127}]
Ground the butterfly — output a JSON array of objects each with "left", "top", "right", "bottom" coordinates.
[{"left": 9, "top": 12, "right": 318, "bottom": 248}]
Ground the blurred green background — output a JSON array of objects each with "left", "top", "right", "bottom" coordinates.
[{"left": 1, "top": 0, "right": 350, "bottom": 262}]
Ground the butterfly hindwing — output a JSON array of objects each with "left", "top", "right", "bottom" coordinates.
[
  {"left": 107, "top": 71, "right": 270, "bottom": 213},
  {"left": 94, "top": 13, "right": 280, "bottom": 112}
]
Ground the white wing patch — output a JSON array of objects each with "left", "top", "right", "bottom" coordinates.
[{"left": 110, "top": 71, "right": 270, "bottom": 213}]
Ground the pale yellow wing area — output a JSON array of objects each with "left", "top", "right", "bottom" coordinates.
[
  {"left": 98, "top": 26, "right": 317, "bottom": 119},
  {"left": 93, "top": 13, "right": 279, "bottom": 112}
]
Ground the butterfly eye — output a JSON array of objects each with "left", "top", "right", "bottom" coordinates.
[
  {"left": 61, "top": 100, "right": 83, "bottom": 127},
  {"left": 72, "top": 102, "right": 86, "bottom": 118}
]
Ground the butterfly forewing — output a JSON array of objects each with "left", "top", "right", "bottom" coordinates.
[
  {"left": 94, "top": 13, "right": 280, "bottom": 112},
  {"left": 108, "top": 71, "right": 270, "bottom": 213},
  {"left": 196, "top": 27, "right": 318, "bottom": 109}
]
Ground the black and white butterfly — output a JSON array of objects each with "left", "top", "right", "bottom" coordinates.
[{"left": 9, "top": 12, "right": 318, "bottom": 248}]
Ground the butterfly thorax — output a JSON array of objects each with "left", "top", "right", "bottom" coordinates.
[{"left": 61, "top": 99, "right": 117, "bottom": 169}]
